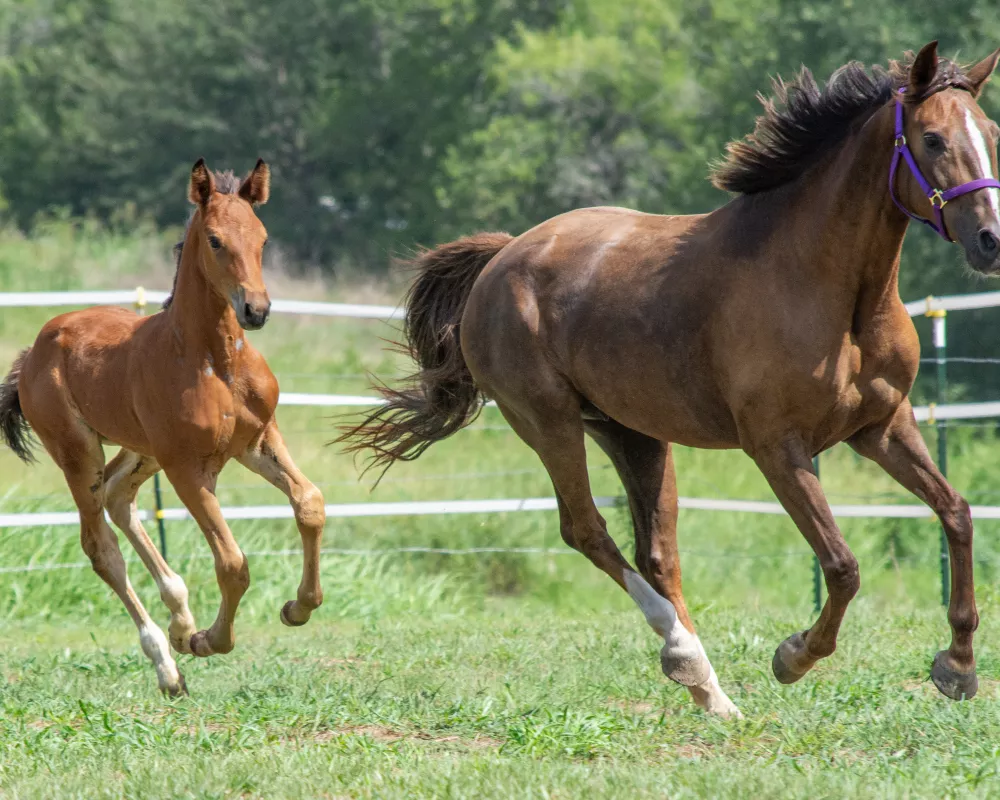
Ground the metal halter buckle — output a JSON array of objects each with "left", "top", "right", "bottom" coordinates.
[
  {"left": 929, "top": 189, "right": 948, "bottom": 209},
  {"left": 894, "top": 134, "right": 907, "bottom": 149}
]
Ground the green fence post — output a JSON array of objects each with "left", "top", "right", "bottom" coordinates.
[
  {"left": 928, "top": 301, "right": 949, "bottom": 607},
  {"left": 135, "top": 286, "right": 169, "bottom": 561},
  {"left": 813, "top": 454, "right": 822, "bottom": 613}
]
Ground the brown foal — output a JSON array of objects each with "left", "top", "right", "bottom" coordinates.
[
  {"left": 343, "top": 43, "right": 1000, "bottom": 717},
  {"left": 0, "top": 160, "right": 325, "bottom": 695}
]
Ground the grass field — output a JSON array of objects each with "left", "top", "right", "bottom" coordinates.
[{"left": 1, "top": 223, "right": 1000, "bottom": 798}]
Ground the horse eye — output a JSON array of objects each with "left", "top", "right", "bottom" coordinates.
[
  {"left": 207, "top": 234, "right": 223, "bottom": 250},
  {"left": 923, "top": 133, "right": 945, "bottom": 152}
]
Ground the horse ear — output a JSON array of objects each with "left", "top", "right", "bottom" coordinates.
[
  {"left": 909, "top": 40, "right": 939, "bottom": 96},
  {"left": 967, "top": 47, "right": 1000, "bottom": 97},
  {"left": 188, "top": 158, "right": 215, "bottom": 206},
  {"left": 239, "top": 159, "right": 270, "bottom": 206}
]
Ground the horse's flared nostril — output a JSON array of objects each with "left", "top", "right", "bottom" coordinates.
[{"left": 978, "top": 229, "right": 999, "bottom": 258}]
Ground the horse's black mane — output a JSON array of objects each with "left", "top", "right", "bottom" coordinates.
[
  {"left": 162, "top": 170, "right": 242, "bottom": 310},
  {"left": 711, "top": 53, "right": 974, "bottom": 195}
]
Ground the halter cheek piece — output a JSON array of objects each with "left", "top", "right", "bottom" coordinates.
[{"left": 889, "top": 87, "right": 1000, "bottom": 242}]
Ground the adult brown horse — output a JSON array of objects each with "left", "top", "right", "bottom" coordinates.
[
  {"left": 0, "top": 160, "right": 326, "bottom": 695},
  {"left": 343, "top": 43, "right": 1000, "bottom": 717}
]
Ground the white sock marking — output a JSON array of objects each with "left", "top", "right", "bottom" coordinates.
[
  {"left": 965, "top": 108, "right": 1000, "bottom": 217},
  {"left": 623, "top": 570, "right": 741, "bottom": 718},
  {"left": 139, "top": 620, "right": 181, "bottom": 690}
]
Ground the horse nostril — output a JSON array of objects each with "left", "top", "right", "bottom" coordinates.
[
  {"left": 978, "top": 229, "right": 999, "bottom": 257},
  {"left": 244, "top": 302, "right": 254, "bottom": 320}
]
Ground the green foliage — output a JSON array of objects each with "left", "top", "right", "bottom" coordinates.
[{"left": 2, "top": 2, "right": 1000, "bottom": 394}]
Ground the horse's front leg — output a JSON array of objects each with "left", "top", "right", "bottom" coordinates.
[
  {"left": 164, "top": 463, "right": 249, "bottom": 657},
  {"left": 238, "top": 423, "right": 325, "bottom": 627},
  {"left": 849, "top": 402, "right": 978, "bottom": 700},
  {"left": 749, "top": 435, "right": 861, "bottom": 684}
]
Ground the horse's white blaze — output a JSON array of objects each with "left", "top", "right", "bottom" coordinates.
[
  {"left": 138, "top": 619, "right": 181, "bottom": 690},
  {"left": 623, "top": 570, "right": 740, "bottom": 718},
  {"left": 964, "top": 108, "right": 1000, "bottom": 217}
]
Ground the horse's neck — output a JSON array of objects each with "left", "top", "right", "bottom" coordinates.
[
  {"left": 801, "top": 103, "right": 910, "bottom": 322},
  {"left": 166, "top": 234, "right": 242, "bottom": 359}
]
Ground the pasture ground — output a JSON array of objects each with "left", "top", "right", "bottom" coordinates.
[{"left": 1, "top": 223, "right": 1000, "bottom": 798}]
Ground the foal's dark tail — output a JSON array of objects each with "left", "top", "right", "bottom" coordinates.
[
  {"left": 0, "top": 349, "right": 36, "bottom": 464},
  {"left": 337, "top": 232, "right": 514, "bottom": 477}
]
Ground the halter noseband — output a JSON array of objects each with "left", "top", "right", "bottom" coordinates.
[{"left": 890, "top": 88, "right": 1000, "bottom": 241}]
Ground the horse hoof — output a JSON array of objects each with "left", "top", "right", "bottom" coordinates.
[
  {"left": 660, "top": 644, "right": 711, "bottom": 687},
  {"left": 280, "top": 600, "right": 307, "bottom": 628},
  {"left": 189, "top": 631, "right": 214, "bottom": 658},
  {"left": 931, "top": 651, "right": 978, "bottom": 701},
  {"left": 772, "top": 632, "right": 812, "bottom": 685}
]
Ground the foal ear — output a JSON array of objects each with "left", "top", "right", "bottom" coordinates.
[
  {"left": 188, "top": 158, "right": 215, "bottom": 206},
  {"left": 967, "top": 47, "right": 1000, "bottom": 97},
  {"left": 239, "top": 159, "right": 270, "bottom": 206},
  {"left": 909, "top": 40, "right": 939, "bottom": 97}
]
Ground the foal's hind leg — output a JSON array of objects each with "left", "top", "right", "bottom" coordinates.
[
  {"left": 494, "top": 395, "right": 739, "bottom": 718},
  {"left": 585, "top": 419, "right": 739, "bottom": 716},
  {"left": 237, "top": 423, "right": 325, "bottom": 627},
  {"left": 104, "top": 450, "right": 198, "bottom": 653},
  {"left": 44, "top": 430, "right": 185, "bottom": 695}
]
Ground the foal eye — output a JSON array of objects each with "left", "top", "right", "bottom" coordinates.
[
  {"left": 207, "top": 234, "right": 223, "bottom": 250},
  {"left": 923, "top": 133, "right": 945, "bottom": 152}
]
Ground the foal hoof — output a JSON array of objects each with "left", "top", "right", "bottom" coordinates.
[
  {"left": 931, "top": 651, "right": 978, "bottom": 701},
  {"left": 280, "top": 600, "right": 308, "bottom": 628},
  {"left": 162, "top": 672, "right": 189, "bottom": 699},
  {"left": 772, "top": 632, "right": 813, "bottom": 685},
  {"left": 189, "top": 631, "right": 215, "bottom": 658}
]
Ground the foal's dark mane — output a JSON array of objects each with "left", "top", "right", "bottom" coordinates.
[
  {"left": 712, "top": 54, "right": 975, "bottom": 195},
  {"left": 162, "top": 170, "right": 242, "bottom": 310}
]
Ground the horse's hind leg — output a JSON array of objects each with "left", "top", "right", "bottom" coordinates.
[
  {"left": 493, "top": 392, "right": 740, "bottom": 718},
  {"left": 237, "top": 423, "right": 325, "bottom": 627},
  {"left": 585, "top": 419, "right": 738, "bottom": 716},
  {"left": 43, "top": 429, "right": 185, "bottom": 695},
  {"left": 104, "top": 449, "right": 198, "bottom": 654}
]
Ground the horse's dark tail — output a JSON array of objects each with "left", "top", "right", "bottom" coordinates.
[
  {"left": 0, "top": 349, "right": 36, "bottom": 464},
  {"left": 337, "top": 232, "right": 514, "bottom": 478}
]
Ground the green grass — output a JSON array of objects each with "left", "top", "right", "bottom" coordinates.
[{"left": 1, "top": 222, "right": 1000, "bottom": 797}]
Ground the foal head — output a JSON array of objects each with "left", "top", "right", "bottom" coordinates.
[
  {"left": 893, "top": 42, "right": 1000, "bottom": 273},
  {"left": 187, "top": 158, "right": 272, "bottom": 329}
]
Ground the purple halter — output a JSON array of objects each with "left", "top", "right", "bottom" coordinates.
[{"left": 890, "top": 88, "right": 1000, "bottom": 241}]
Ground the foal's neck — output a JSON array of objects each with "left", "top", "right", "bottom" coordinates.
[{"left": 165, "top": 223, "right": 244, "bottom": 361}]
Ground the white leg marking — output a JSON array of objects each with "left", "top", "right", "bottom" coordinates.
[
  {"left": 138, "top": 618, "right": 182, "bottom": 692},
  {"left": 623, "top": 570, "right": 741, "bottom": 718},
  {"left": 965, "top": 108, "right": 1000, "bottom": 217},
  {"left": 158, "top": 573, "right": 196, "bottom": 652}
]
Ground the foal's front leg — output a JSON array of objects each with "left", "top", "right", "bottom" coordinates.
[
  {"left": 164, "top": 463, "right": 249, "bottom": 657},
  {"left": 750, "top": 436, "right": 861, "bottom": 683},
  {"left": 238, "top": 423, "right": 325, "bottom": 626},
  {"left": 849, "top": 403, "right": 978, "bottom": 700}
]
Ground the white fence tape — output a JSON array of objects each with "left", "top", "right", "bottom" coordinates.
[
  {"left": 7, "top": 495, "right": 1000, "bottom": 531},
  {"left": 5, "top": 287, "right": 996, "bottom": 323}
]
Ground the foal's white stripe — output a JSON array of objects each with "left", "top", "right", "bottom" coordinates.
[{"left": 964, "top": 108, "right": 1000, "bottom": 217}]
